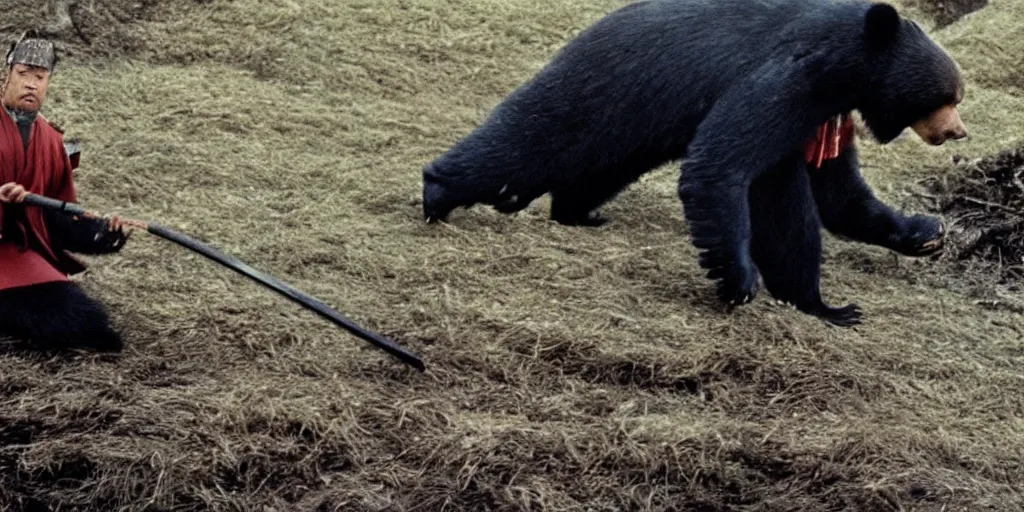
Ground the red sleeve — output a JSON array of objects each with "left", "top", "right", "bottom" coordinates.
[
  {"left": 17, "top": 119, "right": 89, "bottom": 276},
  {"left": 0, "top": 114, "right": 20, "bottom": 234}
]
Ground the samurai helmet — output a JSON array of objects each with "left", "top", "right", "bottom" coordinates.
[{"left": 4, "top": 30, "right": 58, "bottom": 73}]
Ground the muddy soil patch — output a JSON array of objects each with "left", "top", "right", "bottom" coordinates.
[
  {"left": 912, "top": 145, "right": 1024, "bottom": 309},
  {"left": 925, "top": 146, "right": 1024, "bottom": 280}
]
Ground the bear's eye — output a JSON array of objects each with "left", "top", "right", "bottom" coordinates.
[
  {"left": 938, "top": 85, "right": 961, "bottom": 107},
  {"left": 942, "top": 90, "right": 961, "bottom": 107}
]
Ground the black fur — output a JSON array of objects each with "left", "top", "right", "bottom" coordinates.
[
  {"left": 750, "top": 156, "right": 863, "bottom": 326},
  {"left": 810, "top": 146, "right": 945, "bottom": 258},
  {"left": 0, "top": 281, "right": 123, "bottom": 352},
  {"left": 421, "top": 0, "right": 961, "bottom": 325}
]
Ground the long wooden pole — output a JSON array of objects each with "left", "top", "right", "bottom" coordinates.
[{"left": 22, "top": 192, "right": 426, "bottom": 372}]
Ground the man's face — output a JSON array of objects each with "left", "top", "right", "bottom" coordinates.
[{"left": 2, "top": 63, "right": 50, "bottom": 112}]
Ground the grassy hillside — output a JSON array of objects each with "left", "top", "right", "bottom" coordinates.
[{"left": 1, "top": 0, "right": 1022, "bottom": 510}]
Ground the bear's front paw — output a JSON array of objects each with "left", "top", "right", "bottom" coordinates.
[
  {"left": 817, "top": 303, "right": 862, "bottom": 327},
  {"left": 552, "top": 210, "right": 608, "bottom": 227},
  {"left": 892, "top": 214, "right": 945, "bottom": 257},
  {"left": 705, "top": 259, "right": 759, "bottom": 307}
]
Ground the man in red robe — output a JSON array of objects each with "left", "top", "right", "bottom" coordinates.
[{"left": 0, "top": 33, "right": 129, "bottom": 352}]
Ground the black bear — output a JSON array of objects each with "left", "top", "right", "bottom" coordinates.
[{"left": 421, "top": 0, "right": 966, "bottom": 326}]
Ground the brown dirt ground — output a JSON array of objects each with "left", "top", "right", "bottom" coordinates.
[
  {"left": 1, "top": 0, "right": 1023, "bottom": 511},
  {"left": 931, "top": 146, "right": 1024, "bottom": 276},
  {"left": 908, "top": 144, "right": 1024, "bottom": 312}
]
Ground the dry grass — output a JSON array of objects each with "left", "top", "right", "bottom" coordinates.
[{"left": 1, "top": 0, "right": 1023, "bottom": 510}]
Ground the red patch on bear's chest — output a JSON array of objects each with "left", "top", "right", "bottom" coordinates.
[{"left": 804, "top": 113, "right": 855, "bottom": 169}]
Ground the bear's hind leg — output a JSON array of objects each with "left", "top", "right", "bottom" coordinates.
[
  {"left": 750, "top": 158, "right": 862, "bottom": 327},
  {"left": 550, "top": 159, "right": 657, "bottom": 227},
  {"left": 549, "top": 186, "right": 609, "bottom": 227},
  {"left": 0, "top": 281, "right": 124, "bottom": 352},
  {"left": 810, "top": 147, "right": 945, "bottom": 257},
  {"left": 490, "top": 182, "right": 549, "bottom": 215}
]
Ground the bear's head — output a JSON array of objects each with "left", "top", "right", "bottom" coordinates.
[{"left": 856, "top": 3, "right": 967, "bottom": 146}]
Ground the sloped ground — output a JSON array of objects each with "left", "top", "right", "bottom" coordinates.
[
  {"left": 1, "top": 0, "right": 1023, "bottom": 511},
  {"left": 903, "top": 0, "right": 989, "bottom": 28},
  {"left": 911, "top": 144, "right": 1024, "bottom": 313},
  {"left": 935, "top": 146, "right": 1024, "bottom": 281},
  {"left": 0, "top": 0, "right": 172, "bottom": 60}
]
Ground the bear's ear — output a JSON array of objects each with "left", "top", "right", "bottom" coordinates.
[{"left": 864, "top": 3, "right": 900, "bottom": 47}]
